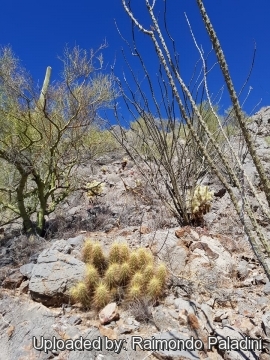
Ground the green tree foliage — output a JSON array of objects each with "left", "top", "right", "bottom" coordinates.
[
  {"left": 129, "top": 116, "right": 173, "bottom": 160},
  {"left": 83, "top": 126, "right": 119, "bottom": 160},
  {"left": 0, "top": 45, "right": 116, "bottom": 236}
]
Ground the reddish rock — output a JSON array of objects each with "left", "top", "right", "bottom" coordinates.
[
  {"left": 139, "top": 226, "right": 151, "bottom": 234},
  {"left": 175, "top": 227, "right": 190, "bottom": 238},
  {"left": 99, "top": 302, "right": 119, "bottom": 325},
  {"left": 189, "top": 242, "right": 219, "bottom": 260}
]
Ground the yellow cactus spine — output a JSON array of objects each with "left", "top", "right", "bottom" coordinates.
[
  {"left": 147, "top": 276, "right": 163, "bottom": 299},
  {"left": 70, "top": 282, "right": 90, "bottom": 306},
  {"left": 85, "top": 264, "right": 100, "bottom": 291},
  {"left": 91, "top": 242, "right": 107, "bottom": 274},
  {"left": 82, "top": 239, "right": 94, "bottom": 263},
  {"left": 136, "top": 247, "right": 154, "bottom": 268},
  {"left": 143, "top": 264, "right": 155, "bottom": 285},
  {"left": 119, "top": 243, "right": 130, "bottom": 262},
  {"left": 119, "top": 262, "right": 132, "bottom": 285},
  {"left": 109, "top": 242, "right": 130, "bottom": 264},
  {"left": 128, "top": 251, "right": 139, "bottom": 273},
  {"left": 93, "top": 281, "right": 111, "bottom": 309},
  {"left": 130, "top": 271, "right": 144, "bottom": 287},
  {"left": 156, "top": 263, "right": 168, "bottom": 285},
  {"left": 128, "top": 284, "right": 142, "bottom": 299},
  {"left": 104, "top": 263, "right": 120, "bottom": 288}
]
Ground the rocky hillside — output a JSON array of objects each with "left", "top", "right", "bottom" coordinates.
[{"left": 1, "top": 107, "right": 270, "bottom": 360}]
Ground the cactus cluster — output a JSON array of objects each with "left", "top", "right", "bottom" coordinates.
[
  {"left": 70, "top": 240, "right": 168, "bottom": 310},
  {"left": 85, "top": 180, "right": 104, "bottom": 198},
  {"left": 186, "top": 185, "right": 213, "bottom": 222},
  {"left": 121, "top": 157, "right": 128, "bottom": 170}
]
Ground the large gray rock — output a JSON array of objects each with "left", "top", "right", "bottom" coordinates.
[
  {"left": 0, "top": 294, "right": 148, "bottom": 360},
  {"left": 141, "top": 229, "right": 188, "bottom": 274},
  {"left": 29, "top": 248, "right": 85, "bottom": 306},
  {"left": 0, "top": 295, "right": 58, "bottom": 360}
]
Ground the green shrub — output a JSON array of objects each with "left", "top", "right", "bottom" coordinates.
[{"left": 83, "top": 127, "right": 120, "bottom": 159}]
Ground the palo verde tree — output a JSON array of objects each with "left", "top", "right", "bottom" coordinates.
[
  {"left": 0, "top": 45, "right": 116, "bottom": 236},
  {"left": 116, "top": 0, "right": 270, "bottom": 279}
]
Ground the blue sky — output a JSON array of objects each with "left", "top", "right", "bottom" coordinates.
[{"left": 1, "top": 0, "right": 270, "bottom": 124}]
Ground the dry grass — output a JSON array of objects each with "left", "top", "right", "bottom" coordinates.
[{"left": 126, "top": 297, "right": 154, "bottom": 324}]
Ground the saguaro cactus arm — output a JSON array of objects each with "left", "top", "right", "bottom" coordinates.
[{"left": 36, "top": 66, "right": 52, "bottom": 110}]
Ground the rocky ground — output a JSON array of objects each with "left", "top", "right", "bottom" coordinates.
[{"left": 1, "top": 107, "right": 270, "bottom": 360}]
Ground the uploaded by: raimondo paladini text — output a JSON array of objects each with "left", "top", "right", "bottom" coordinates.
[{"left": 32, "top": 335, "right": 264, "bottom": 354}]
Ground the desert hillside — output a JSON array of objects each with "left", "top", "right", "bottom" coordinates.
[{"left": 0, "top": 107, "right": 270, "bottom": 360}]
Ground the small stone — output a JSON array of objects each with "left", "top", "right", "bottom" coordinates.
[
  {"left": 139, "top": 226, "right": 151, "bottom": 234},
  {"left": 104, "top": 224, "right": 114, "bottom": 233},
  {"left": 214, "top": 310, "right": 228, "bottom": 322},
  {"left": 126, "top": 318, "right": 133, "bottom": 325},
  {"left": 237, "top": 260, "right": 249, "bottom": 279},
  {"left": 96, "top": 355, "right": 105, "bottom": 360},
  {"left": 174, "top": 298, "right": 196, "bottom": 314},
  {"left": 51, "top": 240, "right": 72, "bottom": 254},
  {"left": 236, "top": 317, "right": 254, "bottom": 333},
  {"left": 254, "top": 274, "right": 266, "bottom": 284},
  {"left": 175, "top": 228, "right": 186, "bottom": 238},
  {"left": 189, "top": 229, "right": 200, "bottom": 241},
  {"left": 133, "top": 320, "right": 140, "bottom": 326},
  {"left": 178, "top": 312, "right": 188, "bottom": 326},
  {"left": 68, "top": 316, "right": 82, "bottom": 325},
  {"left": 222, "top": 319, "right": 230, "bottom": 326},
  {"left": 242, "top": 277, "right": 254, "bottom": 286},
  {"left": 168, "top": 310, "right": 179, "bottom": 320},
  {"left": 99, "top": 302, "right": 119, "bottom": 325},
  {"left": 19, "top": 280, "right": 29, "bottom": 294},
  {"left": 263, "top": 282, "right": 270, "bottom": 295},
  {"left": 164, "top": 295, "right": 175, "bottom": 306},
  {"left": 206, "top": 299, "right": 215, "bottom": 307},
  {"left": 118, "top": 324, "right": 138, "bottom": 334}
]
